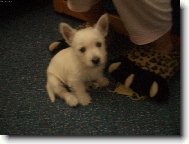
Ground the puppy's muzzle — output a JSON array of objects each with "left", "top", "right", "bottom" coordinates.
[{"left": 91, "top": 56, "right": 100, "bottom": 65}]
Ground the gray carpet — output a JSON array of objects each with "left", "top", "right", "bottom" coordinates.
[{"left": 0, "top": 0, "right": 181, "bottom": 136}]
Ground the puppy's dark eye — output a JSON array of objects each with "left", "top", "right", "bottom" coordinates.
[
  {"left": 96, "top": 42, "right": 102, "bottom": 48},
  {"left": 79, "top": 47, "right": 86, "bottom": 53}
]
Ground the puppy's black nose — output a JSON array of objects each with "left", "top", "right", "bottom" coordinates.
[{"left": 92, "top": 57, "right": 100, "bottom": 65}]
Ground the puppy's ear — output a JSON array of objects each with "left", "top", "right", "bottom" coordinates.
[
  {"left": 59, "top": 23, "right": 76, "bottom": 45},
  {"left": 95, "top": 14, "right": 109, "bottom": 37}
]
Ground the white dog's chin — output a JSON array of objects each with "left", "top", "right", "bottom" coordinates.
[
  {"left": 85, "top": 63, "right": 100, "bottom": 68},
  {"left": 87, "top": 61, "right": 104, "bottom": 68}
]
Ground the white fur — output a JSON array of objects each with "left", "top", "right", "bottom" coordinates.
[{"left": 46, "top": 14, "right": 109, "bottom": 106}]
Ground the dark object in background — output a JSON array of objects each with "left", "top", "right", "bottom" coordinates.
[
  {"left": 171, "top": 0, "right": 180, "bottom": 35},
  {"left": 108, "top": 56, "right": 169, "bottom": 102},
  {"left": 0, "top": 0, "right": 51, "bottom": 18}
]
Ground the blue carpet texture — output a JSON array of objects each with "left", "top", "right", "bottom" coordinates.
[{"left": 0, "top": 1, "right": 181, "bottom": 136}]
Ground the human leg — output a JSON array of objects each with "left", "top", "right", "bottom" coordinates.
[{"left": 112, "top": 0, "right": 173, "bottom": 53}]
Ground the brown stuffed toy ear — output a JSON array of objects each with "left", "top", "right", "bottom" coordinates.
[
  {"left": 48, "top": 39, "right": 68, "bottom": 56},
  {"left": 49, "top": 41, "right": 61, "bottom": 52}
]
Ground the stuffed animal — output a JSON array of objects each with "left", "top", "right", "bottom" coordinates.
[
  {"left": 108, "top": 56, "right": 169, "bottom": 102},
  {"left": 108, "top": 46, "right": 179, "bottom": 102}
]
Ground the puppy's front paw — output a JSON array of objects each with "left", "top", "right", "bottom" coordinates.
[
  {"left": 78, "top": 95, "right": 92, "bottom": 106},
  {"left": 97, "top": 77, "right": 109, "bottom": 87},
  {"left": 65, "top": 94, "right": 79, "bottom": 107}
]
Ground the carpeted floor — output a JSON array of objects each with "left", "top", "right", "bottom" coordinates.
[{"left": 0, "top": 0, "right": 181, "bottom": 136}]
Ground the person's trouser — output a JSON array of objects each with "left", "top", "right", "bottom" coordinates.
[{"left": 67, "top": 0, "right": 172, "bottom": 45}]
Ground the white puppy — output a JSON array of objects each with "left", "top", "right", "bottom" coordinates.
[{"left": 46, "top": 14, "right": 109, "bottom": 107}]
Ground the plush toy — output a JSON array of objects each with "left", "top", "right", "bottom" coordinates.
[
  {"left": 108, "top": 43, "right": 180, "bottom": 102},
  {"left": 108, "top": 56, "right": 169, "bottom": 102}
]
